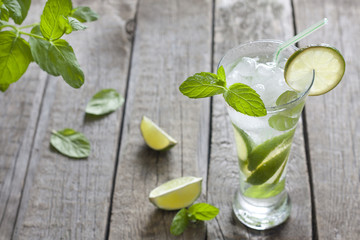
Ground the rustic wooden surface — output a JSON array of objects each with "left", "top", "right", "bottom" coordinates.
[{"left": 0, "top": 0, "right": 358, "bottom": 239}]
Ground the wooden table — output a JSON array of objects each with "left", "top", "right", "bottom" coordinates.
[{"left": 1, "top": 0, "right": 359, "bottom": 239}]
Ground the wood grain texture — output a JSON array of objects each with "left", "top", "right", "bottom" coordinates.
[
  {"left": 206, "top": 0, "right": 312, "bottom": 239},
  {"left": 11, "top": 0, "right": 137, "bottom": 239},
  {"left": 108, "top": 0, "right": 212, "bottom": 239},
  {"left": 0, "top": 1, "right": 48, "bottom": 239},
  {"left": 293, "top": 0, "right": 360, "bottom": 239}
]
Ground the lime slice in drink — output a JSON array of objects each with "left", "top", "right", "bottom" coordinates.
[
  {"left": 244, "top": 179, "right": 285, "bottom": 199},
  {"left": 149, "top": 176, "right": 202, "bottom": 210},
  {"left": 247, "top": 129, "right": 295, "bottom": 171},
  {"left": 140, "top": 116, "right": 177, "bottom": 151},
  {"left": 232, "top": 124, "right": 254, "bottom": 161},
  {"left": 246, "top": 129, "right": 295, "bottom": 185},
  {"left": 284, "top": 45, "right": 345, "bottom": 96}
]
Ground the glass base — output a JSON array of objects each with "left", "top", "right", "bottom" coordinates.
[{"left": 233, "top": 189, "right": 291, "bottom": 230}]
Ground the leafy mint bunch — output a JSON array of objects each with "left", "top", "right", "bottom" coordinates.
[
  {"left": 170, "top": 203, "right": 219, "bottom": 236},
  {"left": 0, "top": 0, "right": 99, "bottom": 92},
  {"left": 179, "top": 66, "right": 267, "bottom": 117}
]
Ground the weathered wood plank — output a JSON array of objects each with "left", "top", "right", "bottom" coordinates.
[
  {"left": 293, "top": 0, "right": 360, "bottom": 239},
  {"left": 0, "top": 1, "right": 48, "bottom": 239},
  {"left": 12, "top": 0, "right": 137, "bottom": 239},
  {"left": 108, "top": 0, "right": 212, "bottom": 239},
  {"left": 207, "top": 0, "right": 312, "bottom": 239}
]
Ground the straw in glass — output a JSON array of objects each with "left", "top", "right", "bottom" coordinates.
[{"left": 274, "top": 18, "right": 328, "bottom": 63}]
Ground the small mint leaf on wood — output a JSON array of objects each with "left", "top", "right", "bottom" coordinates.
[
  {"left": 179, "top": 72, "right": 226, "bottom": 98},
  {"left": 86, "top": 89, "right": 124, "bottom": 115},
  {"left": 224, "top": 83, "right": 267, "bottom": 117},
  {"left": 170, "top": 208, "right": 189, "bottom": 236},
  {"left": 50, "top": 128, "right": 90, "bottom": 159},
  {"left": 188, "top": 203, "right": 219, "bottom": 221}
]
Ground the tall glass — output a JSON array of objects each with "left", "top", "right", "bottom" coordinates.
[{"left": 218, "top": 40, "right": 314, "bottom": 230}]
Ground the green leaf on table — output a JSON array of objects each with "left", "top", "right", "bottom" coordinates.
[
  {"left": 0, "top": 4, "right": 10, "bottom": 21},
  {"left": 40, "top": 0, "right": 72, "bottom": 40},
  {"left": 170, "top": 208, "right": 189, "bottom": 236},
  {"left": 29, "top": 26, "right": 84, "bottom": 88},
  {"left": 188, "top": 203, "right": 219, "bottom": 221},
  {"left": 68, "top": 16, "right": 87, "bottom": 31},
  {"left": 0, "top": 31, "right": 33, "bottom": 92},
  {"left": 71, "top": 6, "right": 99, "bottom": 23},
  {"left": 86, "top": 89, "right": 124, "bottom": 115},
  {"left": 3, "top": 0, "right": 31, "bottom": 24},
  {"left": 223, "top": 83, "right": 267, "bottom": 117},
  {"left": 50, "top": 128, "right": 90, "bottom": 158},
  {"left": 179, "top": 72, "right": 226, "bottom": 98}
]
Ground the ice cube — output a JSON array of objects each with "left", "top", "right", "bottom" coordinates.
[
  {"left": 256, "top": 63, "right": 274, "bottom": 78},
  {"left": 233, "top": 57, "right": 257, "bottom": 77},
  {"left": 253, "top": 83, "right": 265, "bottom": 95}
]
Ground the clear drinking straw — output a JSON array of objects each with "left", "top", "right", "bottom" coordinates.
[{"left": 274, "top": 18, "right": 328, "bottom": 63}]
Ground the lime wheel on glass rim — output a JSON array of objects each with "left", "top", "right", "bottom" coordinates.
[{"left": 284, "top": 45, "right": 345, "bottom": 96}]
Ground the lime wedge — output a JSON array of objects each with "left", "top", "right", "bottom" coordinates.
[
  {"left": 232, "top": 124, "right": 254, "bottom": 161},
  {"left": 284, "top": 45, "right": 345, "bottom": 96},
  {"left": 247, "top": 145, "right": 291, "bottom": 185},
  {"left": 149, "top": 176, "right": 202, "bottom": 210},
  {"left": 140, "top": 116, "right": 177, "bottom": 151},
  {"left": 248, "top": 129, "right": 295, "bottom": 171}
]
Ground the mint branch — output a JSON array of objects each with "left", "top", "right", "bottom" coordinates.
[
  {"left": 170, "top": 203, "right": 219, "bottom": 236},
  {"left": 0, "top": 0, "right": 99, "bottom": 92},
  {"left": 179, "top": 66, "right": 267, "bottom": 117}
]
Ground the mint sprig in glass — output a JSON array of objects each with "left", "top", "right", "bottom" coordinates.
[{"left": 179, "top": 65, "right": 267, "bottom": 117}]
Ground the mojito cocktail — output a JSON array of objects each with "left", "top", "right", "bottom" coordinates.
[{"left": 219, "top": 40, "right": 314, "bottom": 229}]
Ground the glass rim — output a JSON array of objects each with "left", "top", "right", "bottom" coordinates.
[{"left": 217, "top": 39, "right": 315, "bottom": 114}]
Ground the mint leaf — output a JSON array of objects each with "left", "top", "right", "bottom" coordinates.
[
  {"left": 268, "top": 115, "right": 298, "bottom": 131},
  {"left": 268, "top": 90, "right": 304, "bottom": 131},
  {"left": 71, "top": 6, "right": 99, "bottom": 23},
  {"left": 29, "top": 26, "right": 59, "bottom": 75},
  {"left": 179, "top": 72, "right": 226, "bottom": 98},
  {"left": 58, "top": 15, "right": 73, "bottom": 34},
  {"left": 29, "top": 26, "right": 84, "bottom": 88},
  {"left": 0, "top": 4, "right": 10, "bottom": 21},
  {"left": 3, "top": 0, "right": 21, "bottom": 22},
  {"left": 224, "top": 83, "right": 267, "bottom": 117},
  {"left": 188, "top": 203, "right": 219, "bottom": 221},
  {"left": 217, "top": 65, "right": 226, "bottom": 83},
  {"left": 50, "top": 128, "right": 90, "bottom": 158},
  {"left": 276, "top": 90, "right": 298, "bottom": 105},
  {"left": 0, "top": 31, "right": 33, "bottom": 91},
  {"left": 40, "top": 0, "right": 72, "bottom": 40},
  {"left": 86, "top": 89, "right": 124, "bottom": 115},
  {"left": 170, "top": 208, "right": 189, "bottom": 236},
  {"left": 68, "top": 16, "right": 87, "bottom": 31},
  {"left": 4, "top": 0, "right": 30, "bottom": 24},
  {"left": 0, "top": 83, "right": 10, "bottom": 92}
]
